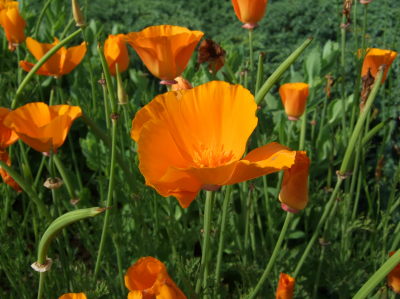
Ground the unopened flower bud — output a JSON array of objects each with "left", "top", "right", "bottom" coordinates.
[
  {"left": 71, "top": 0, "right": 85, "bottom": 28},
  {"left": 116, "top": 64, "right": 128, "bottom": 105}
]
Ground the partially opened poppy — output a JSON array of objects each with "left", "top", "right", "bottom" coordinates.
[
  {"left": 19, "top": 37, "right": 87, "bottom": 77},
  {"left": 3, "top": 102, "right": 82, "bottom": 153},
  {"left": 58, "top": 293, "right": 87, "bottom": 299},
  {"left": 279, "top": 83, "right": 309, "bottom": 121},
  {"left": 361, "top": 48, "right": 397, "bottom": 83},
  {"left": 275, "top": 273, "right": 295, "bottom": 299},
  {"left": 388, "top": 251, "right": 400, "bottom": 294},
  {"left": 104, "top": 33, "right": 129, "bottom": 76},
  {"left": 126, "top": 25, "right": 204, "bottom": 84},
  {"left": 131, "top": 81, "right": 310, "bottom": 208},
  {"left": 125, "top": 256, "right": 186, "bottom": 299},
  {"left": 0, "top": 1, "right": 25, "bottom": 50},
  {"left": 231, "top": 0, "right": 268, "bottom": 29}
]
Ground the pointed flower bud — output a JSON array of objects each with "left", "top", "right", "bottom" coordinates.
[
  {"left": 116, "top": 64, "right": 128, "bottom": 105},
  {"left": 71, "top": 0, "right": 85, "bottom": 28}
]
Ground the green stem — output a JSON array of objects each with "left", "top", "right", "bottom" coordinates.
[
  {"left": 53, "top": 154, "right": 76, "bottom": 200},
  {"left": 33, "top": 0, "right": 53, "bottom": 37},
  {"left": 255, "top": 52, "right": 265, "bottom": 95},
  {"left": 340, "top": 14, "right": 348, "bottom": 133},
  {"left": 247, "top": 212, "right": 293, "bottom": 299},
  {"left": 248, "top": 29, "right": 254, "bottom": 91},
  {"left": 299, "top": 109, "right": 307, "bottom": 151}
]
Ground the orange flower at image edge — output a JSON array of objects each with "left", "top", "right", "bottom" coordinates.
[
  {"left": 0, "top": 150, "right": 21, "bottom": 192},
  {"left": 125, "top": 256, "right": 186, "bottom": 299},
  {"left": 232, "top": 0, "right": 268, "bottom": 29},
  {"left": 20, "top": 37, "right": 87, "bottom": 77},
  {"left": 131, "top": 81, "right": 310, "bottom": 209},
  {"left": 104, "top": 33, "right": 129, "bottom": 76},
  {"left": 3, "top": 102, "right": 82, "bottom": 153},
  {"left": 0, "top": 1, "right": 26, "bottom": 50},
  {"left": 59, "top": 293, "right": 87, "bottom": 299},
  {"left": 388, "top": 251, "right": 400, "bottom": 294},
  {"left": 361, "top": 48, "right": 397, "bottom": 82},
  {"left": 276, "top": 273, "right": 295, "bottom": 299},
  {"left": 126, "top": 25, "right": 204, "bottom": 84}
]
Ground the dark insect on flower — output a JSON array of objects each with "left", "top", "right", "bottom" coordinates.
[{"left": 197, "top": 39, "right": 226, "bottom": 74}]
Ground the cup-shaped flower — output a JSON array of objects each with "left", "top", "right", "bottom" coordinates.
[
  {"left": 0, "top": 149, "right": 21, "bottom": 192},
  {"left": 3, "top": 102, "right": 82, "bottom": 153},
  {"left": 125, "top": 256, "right": 186, "bottom": 299},
  {"left": 0, "top": 1, "right": 26, "bottom": 49},
  {"left": 19, "top": 37, "right": 87, "bottom": 77},
  {"left": 361, "top": 48, "right": 397, "bottom": 83},
  {"left": 231, "top": 0, "right": 268, "bottom": 29},
  {"left": 104, "top": 33, "right": 129, "bottom": 76},
  {"left": 58, "top": 293, "right": 87, "bottom": 299},
  {"left": 279, "top": 83, "right": 309, "bottom": 121},
  {"left": 275, "top": 273, "right": 295, "bottom": 299},
  {"left": 0, "top": 107, "right": 18, "bottom": 148},
  {"left": 388, "top": 251, "right": 400, "bottom": 294},
  {"left": 279, "top": 151, "right": 310, "bottom": 212},
  {"left": 131, "top": 81, "right": 309, "bottom": 208},
  {"left": 126, "top": 25, "right": 204, "bottom": 84}
]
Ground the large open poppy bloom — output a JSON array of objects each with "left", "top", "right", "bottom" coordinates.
[
  {"left": 231, "top": 0, "right": 268, "bottom": 29},
  {"left": 0, "top": 1, "right": 25, "bottom": 50},
  {"left": 361, "top": 48, "right": 397, "bottom": 83},
  {"left": 131, "top": 81, "right": 310, "bottom": 209},
  {"left": 19, "top": 37, "right": 87, "bottom": 77},
  {"left": 388, "top": 251, "right": 400, "bottom": 294},
  {"left": 126, "top": 25, "right": 204, "bottom": 84},
  {"left": 125, "top": 256, "right": 186, "bottom": 299},
  {"left": 279, "top": 82, "right": 309, "bottom": 121},
  {"left": 58, "top": 293, "right": 87, "bottom": 299},
  {"left": 275, "top": 273, "right": 295, "bottom": 299},
  {"left": 104, "top": 33, "right": 129, "bottom": 76},
  {"left": 3, "top": 102, "right": 82, "bottom": 153}
]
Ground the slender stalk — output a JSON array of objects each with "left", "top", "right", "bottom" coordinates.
[
  {"left": 340, "top": 14, "right": 348, "bottom": 132},
  {"left": 33, "top": 0, "right": 53, "bottom": 37},
  {"left": 299, "top": 110, "right": 307, "bottom": 151},
  {"left": 81, "top": 29, "right": 98, "bottom": 115},
  {"left": 255, "top": 52, "right": 265, "bottom": 95},
  {"left": 248, "top": 212, "right": 293, "bottom": 299},
  {"left": 53, "top": 154, "right": 76, "bottom": 200},
  {"left": 248, "top": 29, "right": 254, "bottom": 90}
]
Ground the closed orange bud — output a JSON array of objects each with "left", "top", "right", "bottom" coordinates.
[
  {"left": 0, "top": 1, "right": 26, "bottom": 49},
  {"left": 58, "top": 293, "right": 87, "bottom": 299},
  {"left": 276, "top": 273, "right": 295, "bottom": 299},
  {"left": 126, "top": 25, "right": 204, "bottom": 84},
  {"left": 361, "top": 48, "right": 397, "bottom": 83},
  {"left": 231, "top": 0, "right": 268, "bottom": 29},
  {"left": 388, "top": 251, "right": 400, "bottom": 294},
  {"left": 279, "top": 151, "right": 310, "bottom": 212},
  {"left": 0, "top": 107, "right": 18, "bottom": 149},
  {"left": 104, "top": 34, "right": 129, "bottom": 76},
  {"left": 0, "top": 149, "right": 21, "bottom": 192},
  {"left": 20, "top": 37, "right": 87, "bottom": 77},
  {"left": 279, "top": 83, "right": 309, "bottom": 121},
  {"left": 171, "top": 76, "right": 193, "bottom": 91},
  {"left": 125, "top": 256, "right": 186, "bottom": 299},
  {"left": 3, "top": 102, "right": 82, "bottom": 153}
]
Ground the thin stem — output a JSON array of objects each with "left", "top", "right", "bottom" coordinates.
[
  {"left": 53, "top": 154, "right": 76, "bottom": 200},
  {"left": 248, "top": 29, "right": 254, "bottom": 91},
  {"left": 247, "top": 212, "right": 293, "bottom": 299}
]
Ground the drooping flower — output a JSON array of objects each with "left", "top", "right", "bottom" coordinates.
[
  {"left": 125, "top": 256, "right": 186, "bottom": 299},
  {"left": 3, "top": 102, "right": 82, "bottom": 153},
  {"left": 19, "top": 37, "right": 87, "bottom": 77},
  {"left": 361, "top": 48, "right": 397, "bottom": 83},
  {"left": 197, "top": 38, "right": 226, "bottom": 74},
  {"left": 275, "top": 273, "right": 295, "bottom": 299},
  {"left": 126, "top": 25, "right": 204, "bottom": 84},
  {"left": 58, "top": 293, "right": 87, "bottom": 299},
  {"left": 131, "top": 81, "right": 310, "bottom": 208},
  {"left": 104, "top": 33, "right": 129, "bottom": 76},
  {"left": 171, "top": 76, "right": 193, "bottom": 91},
  {"left": 388, "top": 251, "right": 400, "bottom": 294},
  {"left": 279, "top": 83, "right": 309, "bottom": 121},
  {"left": 0, "top": 0, "right": 26, "bottom": 50},
  {"left": 231, "top": 0, "right": 268, "bottom": 29}
]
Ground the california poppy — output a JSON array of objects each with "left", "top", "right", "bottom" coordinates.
[
  {"left": 131, "top": 81, "right": 309, "bottom": 208},
  {"left": 3, "top": 102, "right": 82, "bottom": 153},
  {"left": 388, "top": 251, "right": 400, "bottom": 294},
  {"left": 231, "top": 0, "right": 268, "bottom": 29},
  {"left": 0, "top": 149, "right": 21, "bottom": 192},
  {"left": 58, "top": 293, "right": 87, "bottom": 299},
  {"left": 197, "top": 39, "right": 226, "bottom": 74},
  {"left": 275, "top": 273, "right": 295, "bottom": 299},
  {"left": 0, "top": 107, "right": 18, "bottom": 148},
  {"left": 0, "top": 1, "right": 25, "bottom": 50},
  {"left": 125, "top": 256, "right": 186, "bottom": 299},
  {"left": 104, "top": 33, "right": 129, "bottom": 76},
  {"left": 171, "top": 76, "right": 193, "bottom": 91},
  {"left": 279, "top": 83, "right": 309, "bottom": 121},
  {"left": 361, "top": 48, "right": 397, "bottom": 83},
  {"left": 126, "top": 25, "right": 204, "bottom": 84},
  {"left": 19, "top": 37, "right": 87, "bottom": 77}
]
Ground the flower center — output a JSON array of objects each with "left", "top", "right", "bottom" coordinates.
[{"left": 192, "top": 144, "right": 235, "bottom": 168}]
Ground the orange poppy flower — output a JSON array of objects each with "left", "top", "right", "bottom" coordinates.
[
  {"left": 361, "top": 48, "right": 397, "bottom": 83},
  {"left": 0, "top": 107, "right": 19, "bottom": 149},
  {"left": 126, "top": 25, "right": 204, "bottom": 84},
  {"left": 125, "top": 256, "right": 186, "bottom": 299},
  {"left": 231, "top": 0, "right": 268, "bottom": 29},
  {"left": 171, "top": 76, "right": 193, "bottom": 91},
  {"left": 279, "top": 83, "right": 309, "bottom": 121},
  {"left": 275, "top": 273, "right": 295, "bottom": 299},
  {"left": 131, "top": 81, "right": 310, "bottom": 208},
  {"left": 0, "top": 1, "right": 26, "bottom": 50},
  {"left": 104, "top": 33, "right": 129, "bottom": 76},
  {"left": 58, "top": 293, "right": 87, "bottom": 299},
  {"left": 3, "top": 102, "right": 82, "bottom": 153},
  {"left": 388, "top": 251, "right": 400, "bottom": 294},
  {"left": 19, "top": 37, "right": 87, "bottom": 77},
  {"left": 0, "top": 149, "right": 21, "bottom": 192}
]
